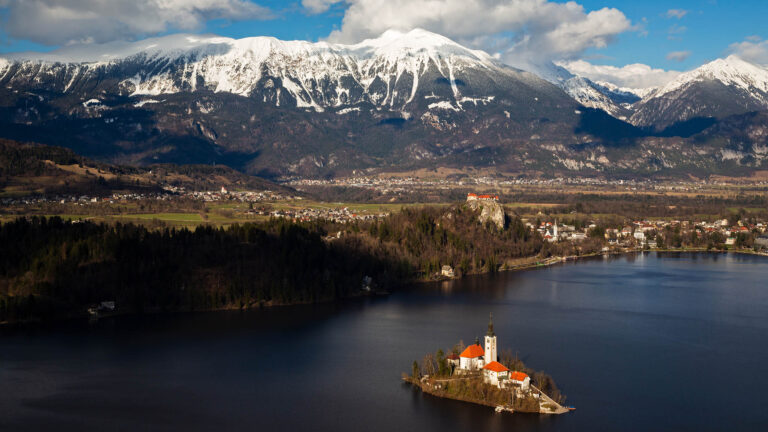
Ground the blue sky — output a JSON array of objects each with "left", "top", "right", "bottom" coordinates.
[
  {"left": 575, "top": 0, "right": 767, "bottom": 69},
  {"left": 1, "top": 0, "right": 766, "bottom": 87}
]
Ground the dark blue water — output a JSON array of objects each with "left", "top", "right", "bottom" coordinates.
[{"left": 2, "top": 253, "right": 767, "bottom": 431}]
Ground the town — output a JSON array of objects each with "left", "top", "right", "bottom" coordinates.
[
  {"left": 532, "top": 217, "right": 768, "bottom": 250},
  {"left": 286, "top": 174, "right": 768, "bottom": 198}
]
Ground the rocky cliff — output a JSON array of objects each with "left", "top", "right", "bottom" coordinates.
[{"left": 467, "top": 199, "right": 505, "bottom": 230}]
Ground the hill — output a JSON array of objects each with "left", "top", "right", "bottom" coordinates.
[{"left": 0, "top": 139, "right": 292, "bottom": 197}]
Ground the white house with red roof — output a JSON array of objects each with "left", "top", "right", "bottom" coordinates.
[
  {"left": 509, "top": 371, "right": 531, "bottom": 390},
  {"left": 483, "top": 361, "right": 509, "bottom": 386},
  {"left": 459, "top": 343, "right": 485, "bottom": 370}
]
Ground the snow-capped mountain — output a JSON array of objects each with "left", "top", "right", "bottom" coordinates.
[
  {"left": 2, "top": 29, "right": 768, "bottom": 177},
  {"left": 631, "top": 55, "right": 768, "bottom": 129},
  {"left": 0, "top": 29, "right": 592, "bottom": 176},
  {"left": 0, "top": 29, "right": 570, "bottom": 113},
  {"left": 511, "top": 60, "right": 640, "bottom": 120},
  {"left": 591, "top": 80, "right": 654, "bottom": 101}
]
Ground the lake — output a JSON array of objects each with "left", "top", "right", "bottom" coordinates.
[{"left": 2, "top": 252, "right": 767, "bottom": 431}]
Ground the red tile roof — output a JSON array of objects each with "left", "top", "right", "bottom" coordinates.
[
  {"left": 446, "top": 354, "right": 460, "bottom": 360},
  {"left": 459, "top": 344, "right": 484, "bottom": 358},
  {"left": 482, "top": 361, "right": 509, "bottom": 373},
  {"left": 510, "top": 371, "right": 529, "bottom": 382},
  {"left": 467, "top": 193, "right": 499, "bottom": 200}
]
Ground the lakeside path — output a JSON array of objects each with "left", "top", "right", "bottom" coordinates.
[{"left": 494, "top": 248, "right": 768, "bottom": 276}]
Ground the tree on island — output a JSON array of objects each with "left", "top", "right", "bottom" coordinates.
[
  {"left": 421, "top": 353, "right": 437, "bottom": 376},
  {"left": 436, "top": 349, "right": 450, "bottom": 376},
  {"left": 412, "top": 361, "right": 420, "bottom": 380}
]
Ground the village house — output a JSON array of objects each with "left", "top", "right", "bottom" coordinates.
[
  {"left": 446, "top": 354, "right": 460, "bottom": 368},
  {"left": 459, "top": 343, "right": 485, "bottom": 370},
  {"left": 509, "top": 371, "right": 531, "bottom": 390},
  {"left": 483, "top": 361, "right": 510, "bottom": 386},
  {"left": 441, "top": 265, "right": 455, "bottom": 278},
  {"left": 570, "top": 232, "right": 587, "bottom": 242}
]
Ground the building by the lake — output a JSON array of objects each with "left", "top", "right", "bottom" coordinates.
[{"left": 458, "top": 314, "right": 528, "bottom": 388}]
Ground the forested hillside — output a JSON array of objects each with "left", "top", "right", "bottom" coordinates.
[
  {"left": 0, "top": 217, "right": 408, "bottom": 323},
  {"left": 0, "top": 204, "right": 559, "bottom": 323}
]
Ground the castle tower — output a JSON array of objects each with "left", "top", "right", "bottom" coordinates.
[{"left": 484, "top": 313, "right": 497, "bottom": 364}]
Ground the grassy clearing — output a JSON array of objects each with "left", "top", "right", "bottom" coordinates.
[{"left": 114, "top": 212, "right": 204, "bottom": 222}]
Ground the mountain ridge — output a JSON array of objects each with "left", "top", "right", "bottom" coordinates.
[
  {"left": 630, "top": 55, "right": 768, "bottom": 129},
  {"left": 1, "top": 29, "right": 768, "bottom": 178}
]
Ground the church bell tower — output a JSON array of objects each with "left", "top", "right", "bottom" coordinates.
[{"left": 484, "top": 313, "right": 497, "bottom": 364}]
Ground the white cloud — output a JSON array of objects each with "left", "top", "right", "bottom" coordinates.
[
  {"left": 666, "top": 50, "right": 691, "bottom": 62},
  {"left": 302, "top": 0, "right": 343, "bottom": 14},
  {"left": 559, "top": 59, "right": 682, "bottom": 89},
  {"left": 665, "top": 9, "right": 688, "bottom": 19},
  {"left": 729, "top": 37, "right": 768, "bottom": 65},
  {"left": 322, "top": 0, "right": 633, "bottom": 65},
  {"left": 0, "top": 0, "right": 272, "bottom": 46}
]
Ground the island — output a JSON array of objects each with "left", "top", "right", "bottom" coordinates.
[{"left": 404, "top": 314, "right": 571, "bottom": 415}]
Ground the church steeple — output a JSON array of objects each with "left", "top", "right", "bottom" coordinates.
[
  {"left": 484, "top": 312, "right": 498, "bottom": 364},
  {"left": 487, "top": 312, "right": 495, "bottom": 337}
]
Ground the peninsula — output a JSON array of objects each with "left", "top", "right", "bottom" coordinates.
[{"left": 404, "top": 315, "right": 570, "bottom": 415}]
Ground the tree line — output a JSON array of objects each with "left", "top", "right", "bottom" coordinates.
[{"left": 0, "top": 216, "right": 408, "bottom": 323}]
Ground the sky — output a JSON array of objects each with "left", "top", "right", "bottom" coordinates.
[{"left": 1, "top": 0, "right": 767, "bottom": 89}]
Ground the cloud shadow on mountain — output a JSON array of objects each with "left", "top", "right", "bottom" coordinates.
[
  {"left": 573, "top": 107, "right": 644, "bottom": 145},
  {"left": 653, "top": 117, "right": 717, "bottom": 138}
]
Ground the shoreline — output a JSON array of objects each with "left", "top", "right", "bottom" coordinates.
[
  {"left": 2, "top": 249, "right": 766, "bottom": 327},
  {"left": 402, "top": 375, "right": 569, "bottom": 415},
  {"left": 492, "top": 247, "right": 768, "bottom": 275}
]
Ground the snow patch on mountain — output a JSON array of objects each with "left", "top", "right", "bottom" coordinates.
[
  {"left": 593, "top": 80, "right": 654, "bottom": 100},
  {"left": 428, "top": 101, "right": 460, "bottom": 111},
  {"left": 336, "top": 107, "right": 360, "bottom": 115},
  {"left": 516, "top": 60, "right": 635, "bottom": 118},
  {"left": 133, "top": 99, "right": 163, "bottom": 108}
]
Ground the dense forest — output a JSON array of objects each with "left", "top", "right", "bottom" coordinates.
[
  {"left": 366, "top": 206, "right": 545, "bottom": 276},
  {"left": 0, "top": 217, "right": 408, "bottom": 323}
]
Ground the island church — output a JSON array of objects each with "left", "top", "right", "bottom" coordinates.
[{"left": 458, "top": 314, "right": 530, "bottom": 388}]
